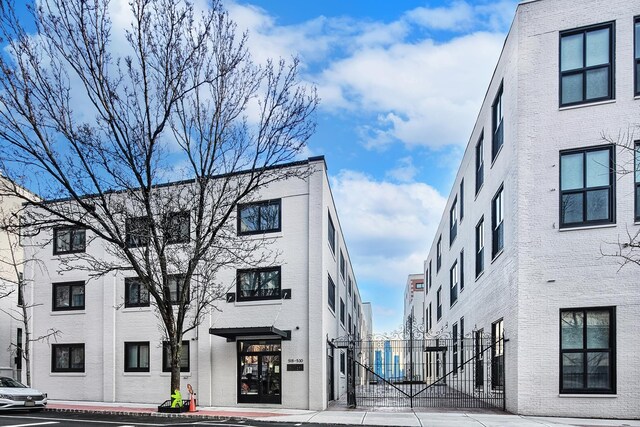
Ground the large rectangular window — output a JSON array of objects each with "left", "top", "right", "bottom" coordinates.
[
  {"left": 427, "top": 302, "right": 432, "bottom": 331},
  {"left": 125, "top": 277, "right": 149, "bottom": 308},
  {"left": 492, "top": 186, "right": 504, "bottom": 258},
  {"left": 162, "top": 341, "right": 190, "bottom": 372},
  {"left": 450, "top": 197, "right": 458, "bottom": 245},
  {"left": 53, "top": 281, "right": 85, "bottom": 311},
  {"left": 459, "top": 249, "right": 464, "bottom": 291},
  {"left": 635, "top": 142, "right": 640, "bottom": 221},
  {"left": 328, "top": 213, "right": 336, "bottom": 254},
  {"left": 492, "top": 85, "right": 504, "bottom": 161},
  {"left": 53, "top": 227, "right": 86, "bottom": 255},
  {"left": 449, "top": 261, "right": 458, "bottom": 306},
  {"left": 237, "top": 199, "right": 281, "bottom": 235},
  {"left": 165, "top": 211, "right": 190, "bottom": 244},
  {"left": 340, "top": 250, "right": 346, "bottom": 278},
  {"left": 436, "top": 287, "right": 442, "bottom": 321},
  {"left": 560, "top": 307, "right": 615, "bottom": 393},
  {"left": 636, "top": 18, "right": 640, "bottom": 96},
  {"left": 453, "top": 322, "right": 459, "bottom": 373},
  {"left": 436, "top": 235, "right": 442, "bottom": 272},
  {"left": 492, "top": 319, "right": 504, "bottom": 389},
  {"left": 168, "top": 274, "right": 187, "bottom": 304},
  {"left": 460, "top": 317, "right": 465, "bottom": 372},
  {"left": 560, "top": 146, "right": 614, "bottom": 228},
  {"left": 560, "top": 22, "right": 614, "bottom": 106},
  {"left": 52, "top": 344, "right": 84, "bottom": 373},
  {"left": 237, "top": 267, "right": 281, "bottom": 301},
  {"left": 340, "top": 298, "right": 345, "bottom": 325},
  {"left": 476, "top": 217, "right": 485, "bottom": 277},
  {"left": 124, "top": 342, "right": 150, "bottom": 372},
  {"left": 126, "top": 216, "right": 150, "bottom": 248},
  {"left": 459, "top": 179, "right": 464, "bottom": 221},
  {"left": 328, "top": 275, "right": 336, "bottom": 312},
  {"left": 476, "top": 133, "right": 484, "bottom": 194}
]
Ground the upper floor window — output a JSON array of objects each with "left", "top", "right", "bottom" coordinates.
[
  {"left": 168, "top": 274, "right": 187, "bottom": 304},
  {"left": 124, "top": 341, "right": 150, "bottom": 372},
  {"left": 237, "top": 199, "right": 281, "bottom": 235},
  {"left": 53, "top": 281, "right": 85, "bottom": 311},
  {"left": 560, "top": 307, "right": 615, "bottom": 393},
  {"left": 348, "top": 276, "right": 352, "bottom": 295},
  {"left": 449, "top": 261, "right": 458, "bottom": 306},
  {"left": 328, "top": 212, "right": 336, "bottom": 254},
  {"left": 125, "top": 277, "right": 149, "bottom": 308},
  {"left": 427, "top": 260, "right": 432, "bottom": 289},
  {"left": 237, "top": 267, "right": 281, "bottom": 301},
  {"left": 635, "top": 142, "right": 640, "bottom": 221},
  {"left": 53, "top": 227, "right": 86, "bottom": 255},
  {"left": 165, "top": 211, "right": 190, "bottom": 244},
  {"left": 475, "top": 217, "right": 485, "bottom": 277},
  {"left": 476, "top": 133, "right": 484, "bottom": 194},
  {"left": 328, "top": 274, "right": 336, "bottom": 312},
  {"left": 449, "top": 197, "right": 458, "bottom": 245},
  {"left": 340, "top": 298, "right": 345, "bottom": 325},
  {"left": 162, "top": 341, "right": 190, "bottom": 372},
  {"left": 436, "top": 287, "right": 442, "bottom": 320},
  {"left": 635, "top": 18, "right": 640, "bottom": 96},
  {"left": 459, "top": 180, "right": 464, "bottom": 221},
  {"left": 459, "top": 249, "right": 464, "bottom": 291},
  {"left": 436, "top": 235, "right": 442, "bottom": 272},
  {"left": 126, "top": 216, "right": 150, "bottom": 248},
  {"left": 492, "top": 85, "right": 504, "bottom": 161},
  {"left": 52, "top": 343, "right": 84, "bottom": 373},
  {"left": 492, "top": 186, "right": 504, "bottom": 257},
  {"left": 560, "top": 22, "right": 614, "bottom": 107},
  {"left": 340, "top": 250, "right": 346, "bottom": 278},
  {"left": 560, "top": 146, "right": 614, "bottom": 228}
]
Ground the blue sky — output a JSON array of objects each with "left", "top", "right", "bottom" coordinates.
[{"left": 224, "top": 0, "right": 518, "bottom": 332}]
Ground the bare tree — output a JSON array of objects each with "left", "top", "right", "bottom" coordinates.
[{"left": 0, "top": 0, "right": 317, "bottom": 396}]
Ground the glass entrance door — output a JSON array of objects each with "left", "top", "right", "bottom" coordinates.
[{"left": 238, "top": 340, "right": 281, "bottom": 404}]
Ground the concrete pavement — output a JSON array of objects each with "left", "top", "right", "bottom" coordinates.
[{"left": 44, "top": 400, "right": 640, "bottom": 426}]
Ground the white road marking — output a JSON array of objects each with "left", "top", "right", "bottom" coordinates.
[{"left": 3, "top": 422, "right": 58, "bottom": 427}]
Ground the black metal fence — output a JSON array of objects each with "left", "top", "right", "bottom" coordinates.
[{"left": 334, "top": 332, "right": 505, "bottom": 410}]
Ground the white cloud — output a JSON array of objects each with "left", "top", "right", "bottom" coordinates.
[{"left": 386, "top": 156, "right": 418, "bottom": 183}]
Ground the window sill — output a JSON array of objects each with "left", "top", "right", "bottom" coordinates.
[
  {"left": 491, "top": 249, "right": 504, "bottom": 263},
  {"left": 51, "top": 310, "right": 85, "bottom": 316},
  {"left": 160, "top": 372, "right": 192, "bottom": 378},
  {"left": 559, "top": 223, "right": 616, "bottom": 232},
  {"left": 558, "top": 394, "right": 616, "bottom": 398},
  {"left": 121, "top": 307, "right": 152, "bottom": 313},
  {"left": 559, "top": 99, "right": 615, "bottom": 111},
  {"left": 234, "top": 299, "right": 283, "bottom": 307},
  {"left": 123, "top": 372, "right": 151, "bottom": 376},
  {"left": 50, "top": 372, "right": 86, "bottom": 377},
  {"left": 475, "top": 271, "right": 485, "bottom": 282},
  {"left": 238, "top": 231, "right": 283, "bottom": 239}
]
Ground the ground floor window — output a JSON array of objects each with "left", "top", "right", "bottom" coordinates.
[
  {"left": 238, "top": 340, "right": 281, "bottom": 404},
  {"left": 52, "top": 344, "right": 84, "bottom": 372},
  {"left": 162, "top": 341, "right": 190, "bottom": 372},
  {"left": 560, "top": 306, "right": 615, "bottom": 393},
  {"left": 491, "top": 319, "right": 504, "bottom": 390},
  {"left": 124, "top": 342, "right": 150, "bottom": 372}
]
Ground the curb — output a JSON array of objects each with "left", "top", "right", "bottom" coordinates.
[{"left": 43, "top": 407, "right": 248, "bottom": 421}]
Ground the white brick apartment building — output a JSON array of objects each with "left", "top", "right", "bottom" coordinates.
[
  {"left": 22, "top": 156, "right": 367, "bottom": 410},
  {"left": 421, "top": 0, "right": 640, "bottom": 418}
]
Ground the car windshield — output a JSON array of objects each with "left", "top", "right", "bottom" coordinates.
[{"left": 0, "top": 377, "right": 26, "bottom": 388}]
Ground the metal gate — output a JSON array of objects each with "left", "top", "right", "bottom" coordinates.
[{"left": 333, "top": 326, "right": 505, "bottom": 409}]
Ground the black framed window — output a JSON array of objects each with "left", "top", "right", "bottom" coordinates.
[
  {"left": 491, "top": 319, "right": 504, "bottom": 389},
  {"left": 436, "top": 235, "right": 442, "bottom": 272},
  {"left": 125, "top": 277, "right": 149, "bottom": 308},
  {"left": 560, "top": 22, "right": 614, "bottom": 106},
  {"left": 453, "top": 323, "right": 459, "bottom": 373},
  {"left": 449, "top": 197, "right": 458, "bottom": 245},
  {"left": 237, "top": 199, "right": 281, "bottom": 235},
  {"left": 635, "top": 142, "right": 640, "bottom": 221},
  {"left": 560, "top": 145, "right": 614, "bottom": 228},
  {"left": 492, "top": 84, "right": 504, "bottom": 161},
  {"left": 460, "top": 317, "right": 465, "bottom": 372},
  {"left": 427, "top": 302, "right": 432, "bottom": 331},
  {"left": 476, "top": 217, "right": 485, "bottom": 277},
  {"left": 340, "top": 351, "right": 345, "bottom": 374},
  {"left": 126, "top": 216, "right": 150, "bottom": 248},
  {"left": 124, "top": 342, "right": 150, "bottom": 372},
  {"left": 53, "top": 281, "right": 85, "bottom": 311},
  {"left": 428, "top": 260, "right": 432, "bottom": 289},
  {"left": 340, "top": 298, "right": 345, "bottom": 325},
  {"left": 459, "top": 249, "right": 464, "bottom": 291},
  {"left": 348, "top": 276, "right": 352, "bottom": 295},
  {"left": 436, "top": 287, "right": 442, "bottom": 321},
  {"left": 165, "top": 211, "right": 190, "bottom": 244},
  {"left": 162, "top": 341, "right": 190, "bottom": 372},
  {"left": 52, "top": 344, "right": 84, "bottom": 372},
  {"left": 328, "top": 274, "right": 336, "bottom": 312},
  {"left": 348, "top": 314, "right": 352, "bottom": 334},
  {"left": 560, "top": 307, "right": 615, "bottom": 394},
  {"left": 339, "top": 250, "right": 345, "bottom": 278},
  {"left": 635, "top": 18, "right": 640, "bottom": 96},
  {"left": 168, "top": 274, "right": 187, "bottom": 304},
  {"left": 53, "top": 227, "right": 86, "bottom": 255},
  {"left": 459, "top": 179, "right": 464, "bottom": 221},
  {"left": 492, "top": 186, "right": 504, "bottom": 258},
  {"left": 449, "top": 261, "right": 458, "bottom": 306},
  {"left": 328, "top": 213, "right": 336, "bottom": 254},
  {"left": 237, "top": 267, "right": 280, "bottom": 301},
  {"left": 476, "top": 133, "right": 484, "bottom": 194}
]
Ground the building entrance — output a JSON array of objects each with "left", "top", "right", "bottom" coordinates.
[{"left": 238, "top": 340, "right": 281, "bottom": 404}]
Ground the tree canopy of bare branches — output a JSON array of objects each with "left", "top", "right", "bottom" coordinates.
[{"left": 0, "top": 0, "right": 317, "bottom": 394}]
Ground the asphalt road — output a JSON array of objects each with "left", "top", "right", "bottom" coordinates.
[{"left": 0, "top": 411, "right": 342, "bottom": 427}]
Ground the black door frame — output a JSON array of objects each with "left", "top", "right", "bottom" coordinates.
[{"left": 237, "top": 340, "right": 282, "bottom": 404}]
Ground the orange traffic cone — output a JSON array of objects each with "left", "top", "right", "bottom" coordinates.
[{"left": 189, "top": 394, "right": 196, "bottom": 412}]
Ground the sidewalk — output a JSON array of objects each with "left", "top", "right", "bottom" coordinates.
[{"left": 45, "top": 400, "right": 640, "bottom": 426}]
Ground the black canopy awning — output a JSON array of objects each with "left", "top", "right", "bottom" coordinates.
[{"left": 209, "top": 326, "right": 291, "bottom": 342}]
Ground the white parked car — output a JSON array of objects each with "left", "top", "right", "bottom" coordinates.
[{"left": 0, "top": 377, "right": 47, "bottom": 410}]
